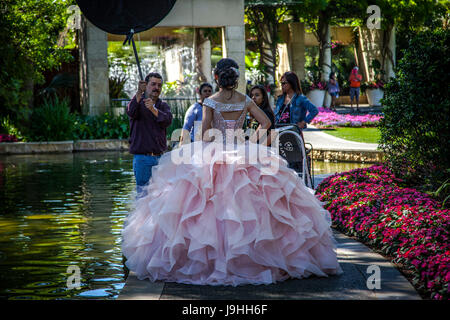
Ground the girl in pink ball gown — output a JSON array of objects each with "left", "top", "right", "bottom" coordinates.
[{"left": 122, "top": 58, "right": 342, "bottom": 286}]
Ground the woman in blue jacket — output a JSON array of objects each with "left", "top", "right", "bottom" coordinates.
[{"left": 274, "top": 71, "right": 318, "bottom": 130}]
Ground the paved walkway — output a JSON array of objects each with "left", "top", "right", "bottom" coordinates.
[
  {"left": 313, "top": 173, "right": 334, "bottom": 189},
  {"left": 118, "top": 174, "right": 420, "bottom": 300},
  {"left": 300, "top": 103, "right": 381, "bottom": 152},
  {"left": 333, "top": 103, "right": 382, "bottom": 115},
  {"left": 303, "top": 126, "right": 379, "bottom": 151},
  {"left": 118, "top": 228, "right": 420, "bottom": 300}
]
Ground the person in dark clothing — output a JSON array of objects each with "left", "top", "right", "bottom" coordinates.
[
  {"left": 250, "top": 85, "right": 275, "bottom": 146},
  {"left": 126, "top": 72, "right": 173, "bottom": 197}
]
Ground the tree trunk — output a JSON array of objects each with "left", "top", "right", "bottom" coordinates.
[
  {"left": 382, "top": 24, "right": 396, "bottom": 81},
  {"left": 246, "top": 6, "right": 281, "bottom": 86},
  {"left": 260, "top": 23, "right": 277, "bottom": 84},
  {"left": 317, "top": 12, "right": 331, "bottom": 82},
  {"left": 194, "top": 28, "right": 208, "bottom": 83}
]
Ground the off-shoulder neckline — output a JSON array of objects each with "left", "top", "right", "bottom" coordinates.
[{"left": 204, "top": 96, "right": 250, "bottom": 106}]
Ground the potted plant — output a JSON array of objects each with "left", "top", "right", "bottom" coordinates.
[
  {"left": 306, "top": 80, "right": 328, "bottom": 108},
  {"left": 301, "top": 66, "right": 327, "bottom": 108},
  {"left": 362, "top": 79, "right": 385, "bottom": 106},
  {"left": 362, "top": 59, "right": 385, "bottom": 106},
  {"left": 331, "top": 40, "right": 345, "bottom": 55}
]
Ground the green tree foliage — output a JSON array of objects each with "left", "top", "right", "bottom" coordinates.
[
  {"left": 367, "top": 1, "right": 448, "bottom": 81},
  {"left": 0, "top": 0, "right": 74, "bottom": 120},
  {"left": 245, "top": 1, "right": 293, "bottom": 85},
  {"left": 245, "top": 0, "right": 367, "bottom": 84},
  {"left": 245, "top": 0, "right": 447, "bottom": 85},
  {"left": 388, "top": 0, "right": 449, "bottom": 61},
  {"left": 292, "top": 0, "right": 367, "bottom": 81},
  {"left": 379, "top": 28, "right": 449, "bottom": 188},
  {"left": 372, "top": 0, "right": 449, "bottom": 30}
]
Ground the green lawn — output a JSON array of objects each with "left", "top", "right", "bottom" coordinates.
[{"left": 322, "top": 127, "right": 381, "bottom": 144}]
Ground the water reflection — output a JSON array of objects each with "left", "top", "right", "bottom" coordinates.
[
  {"left": 0, "top": 152, "right": 371, "bottom": 300},
  {"left": 0, "top": 152, "right": 135, "bottom": 300},
  {"left": 312, "top": 160, "right": 372, "bottom": 175}
]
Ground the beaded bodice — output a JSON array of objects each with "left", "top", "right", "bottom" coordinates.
[{"left": 203, "top": 96, "right": 251, "bottom": 143}]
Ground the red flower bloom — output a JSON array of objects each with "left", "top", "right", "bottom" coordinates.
[{"left": 315, "top": 164, "right": 450, "bottom": 300}]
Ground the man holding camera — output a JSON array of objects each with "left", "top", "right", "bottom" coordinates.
[{"left": 127, "top": 72, "right": 173, "bottom": 197}]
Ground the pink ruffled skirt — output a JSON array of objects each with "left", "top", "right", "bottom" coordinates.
[{"left": 122, "top": 141, "right": 342, "bottom": 286}]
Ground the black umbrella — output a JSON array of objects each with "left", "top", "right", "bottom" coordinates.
[{"left": 76, "top": 0, "right": 177, "bottom": 80}]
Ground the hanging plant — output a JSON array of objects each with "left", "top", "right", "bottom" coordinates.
[{"left": 331, "top": 40, "right": 345, "bottom": 55}]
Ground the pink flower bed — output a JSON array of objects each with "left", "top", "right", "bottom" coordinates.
[
  {"left": 311, "top": 107, "right": 382, "bottom": 128},
  {"left": 315, "top": 165, "right": 450, "bottom": 300},
  {"left": 0, "top": 134, "right": 18, "bottom": 142}
]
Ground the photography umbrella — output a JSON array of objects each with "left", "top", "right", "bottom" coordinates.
[{"left": 75, "top": 0, "right": 177, "bottom": 80}]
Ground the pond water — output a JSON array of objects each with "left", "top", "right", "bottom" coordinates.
[{"left": 0, "top": 151, "right": 371, "bottom": 300}]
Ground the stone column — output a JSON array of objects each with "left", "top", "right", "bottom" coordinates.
[
  {"left": 287, "top": 22, "right": 306, "bottom": 80},
  {"left": 194, "top": 28, "right": 212, "bottom": 84},
  {"left": 79, "top": 16, "right": 110, "bottom": 116},
  {"left": 322, "top": 24, "right": 332, "bottom": 107},
  {"left": 277, "top": 43, "right": 290, "bottom": 79},
  {"left": 199, "top": 40, "right": 212, "bottom": 83},
  {"left": 355, "top": 44, "right": 368, "bottom": 82},
  {"left": 222, "top": 25, "right": 246, "bottom": 93},
  {"left": 358, "top": 26, "right": 383, "bottom": 81}
]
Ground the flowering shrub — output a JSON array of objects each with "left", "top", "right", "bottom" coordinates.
[
  {"left": 0, "top": 134, "right": 18, "bottom": 142},
  {"left": 310, "top": 81, "right": 327, "bottom": 91},
  {"left": 361, "top": 79, "right": 385, "bottom": 91},
  {"left": 316, "top": 165, "right": 450, "bottom": 300},
  {"left": 301, "top": 79, "right": 327, "bottom": 93},
  {"left": 310, "top": 107, "right": 382, "bottom": 128}
]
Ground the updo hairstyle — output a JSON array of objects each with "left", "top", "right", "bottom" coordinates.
[{"left": 214, "top": 58, "right": 240, "bottom": 89}]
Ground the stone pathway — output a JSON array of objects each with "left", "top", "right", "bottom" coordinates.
[
  {"left": 118, "top": 229, "right": 420, "bottom": 300},
  {"left": 300, "top": 105, "right": 383, "bottom": 163},
  {"left": 333, "top": 104, "right": 383, "bottom": 115},
  {"left": 303, "top": 126, "right": 379, "bottom": 151},
  {"left": 302, "top": 103, "right": 381, "bottom": 151},
  {"left": 118, "top": 176, "right": 420, "bottom": 301},
  {"left": 313, "top": 173, "right": 334, "bottom": 189}
]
